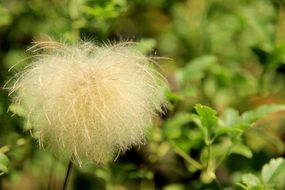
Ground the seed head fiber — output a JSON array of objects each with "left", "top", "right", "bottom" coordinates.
[{"left": 7, "top": 40, "right": 167, "bottom": 166}]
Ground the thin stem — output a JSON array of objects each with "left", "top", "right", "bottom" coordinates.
[
  {"left": 206, "top": 144, "right": 211, "bottom": 170},
  {"left": 171, "top": 143, "right": 203, "bottom": 170},
  {"left": 62, "top": 159, "right": 73, "bottom": 190}
]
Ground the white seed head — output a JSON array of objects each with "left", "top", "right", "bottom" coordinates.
[{"left": 7, "top": 40, "right": 167, "bottom": 166}]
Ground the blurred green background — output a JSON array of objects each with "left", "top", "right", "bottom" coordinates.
[{"left": 1, "top": 0, "right": 285, "bottom": 189}]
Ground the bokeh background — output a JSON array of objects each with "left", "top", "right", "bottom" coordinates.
[{"left": 0, "top": 0, "right": 285, "bottom": 189}]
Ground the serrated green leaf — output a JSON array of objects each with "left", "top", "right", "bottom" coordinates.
[
  {"left": 195, "top": 104, "right": 218, "bottom": 129},
  {"left": 230, "top": 143, "right": 253, "bottom": 158},
  {"left": 261, "top": 157, "right": 285, "bottom": 184},
  {"left": 242, "top": 104, "right": 285, "bottom": 125},
  {"left": 0, "top": 152, "right": 9, "bottom": 175}
]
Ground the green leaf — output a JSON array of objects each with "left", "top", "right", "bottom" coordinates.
[
  {"left": 136, "top": 38, "right": 157, "bottom": 54},
  {"left": 163, "top": 113, "right": 200, "bottom": 139},
  {"left": 8, "top": 104, "right": 26, "bottom": 117},
  {"left": 215, "top": 108, "right": 246, "bottom": 137},
  {"left": 266, "top": 45, "right": 285, "bottom": 72},
  {"left": 165, "top": 91, "right": 184, "bottom": 101},
  {"left": 177, "top": 55, "right": 217, "bottom": 84},
  {"left": 163, "top": 184, "right": 185, "bottom": 190},
  {"left": 163, "top": 113, "right": 189, "bottom": 139},
  {"left": 261, "top": 157, "right": 285, "bottom": 184},
  {"left": 242, "top": 173, "right": 261, "bottom": 187},
  {"left": 195, "top": 104, "right": 218, "bottom": 129},
  {"left": 0, "top": 5, "right": 12, "bottom": 27},
  {"left": 236, "top": 182, "right": 249, "bottom": 190},
  {"left": 215, "top": 127, "right": 243, "bottom": 137},
  {"left": 230, "top": 143, "right": 253, "bottom": 158},
  {"left": 242, "top": 104, "right": 285, "bottom": 125},
  {"left": 0, "top": 152, "right": 9, "bottom": 175},
  {"left": 220, "top": 108, "right": 240, "bottom": 128}
]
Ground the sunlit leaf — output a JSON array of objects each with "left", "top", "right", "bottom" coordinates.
[
  {"left": 242, "top": 104, "right": 285, "bottom": 125},
  {"left": 136, "top": 39, "right": 157, "bottom": 54},
  {"left": 195, "top": 104, "right": 218, "bottom": 129},
  {"left": 242, "top": 173, "right": 261, "bottom": 187},
  {"left": 0, "top": 152, "right": 9, "bottom": 175},
  {"left": 230, "top": 143, "right": 253, "bottom": 158},
  {"left": 220, "top": 108, "right": 240, "bottom": 128},
  {"left": 177, "top": 55, "right": 217, "bottom": 84},
  {"left": 163, "top": 113, "right": 199, "bottom": 139},
  {"left": 261, "top": 157, "right": 285, "bottom": 184},
  {"left": 215, "top": 127, "right": 243, "bottom": 137},
  {"left": 163, "top": 184, "right": 185, "bottom": 190}
]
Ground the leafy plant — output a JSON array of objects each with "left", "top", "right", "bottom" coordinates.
[
  {"left": 238, "top": 157, "right": 285, "bottom": 190},
  {"left": 163, "top": 104, "right": 285, "bottom": 186}
]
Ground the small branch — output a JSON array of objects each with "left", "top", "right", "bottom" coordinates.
[{"left": 62, "top": 159, "right": 73, "bottom": 190}]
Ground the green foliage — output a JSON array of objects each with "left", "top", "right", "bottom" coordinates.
[
  {"left": 262, "top": 158, "right": 285, "bottom": 186},
  {"left": 195, "top": 104, "right": 218, "bottom": 130},
  {"left": 163, "top": 103, "right": 285, "bottom": 185},
  {"left": 242, "top": 104, "right": 285, "bottom": 125},
  {"left": 177, "top": 55, "right": 217, "bottom": 84},
  {"left": 238, "top": 157, "right": 285, "bottom": 190},
  {"left": 0, "top": 153, "right": 9, "bottom": 175},
  {"left": 1, "top": 0, "right": 285, "bottom": 189}
]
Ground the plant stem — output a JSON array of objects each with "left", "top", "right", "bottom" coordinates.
[
  {"left": 206, "top": 144, "right": 211, "bottom": 170},
  {"left": 62, "top": 159, "right": 73, "bottom": 190},
  {"left": 171, "top": 143, "right": 203, "bottom": 170}
]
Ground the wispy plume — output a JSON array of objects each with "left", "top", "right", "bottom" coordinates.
[{"left": 6, "top": 40, "right": 167, "bottom": 166}]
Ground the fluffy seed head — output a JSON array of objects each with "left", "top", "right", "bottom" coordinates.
[{"left": 7, "top": 40, "right": 167, "bottom": 165}]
